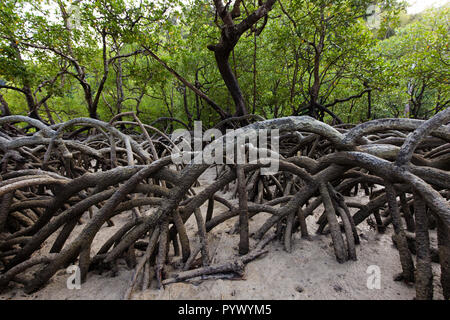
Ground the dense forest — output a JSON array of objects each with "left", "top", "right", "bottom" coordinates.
[
  {"left": 0, "top": 0, "right": 448, "bottom": 126},
  {"left": 0, "top": 0, "right": 449, "bottom": 301}
]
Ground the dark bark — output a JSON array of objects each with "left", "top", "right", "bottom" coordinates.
[
  {"left": 413, "top": 194, "right": 433, "bottom": 300},
  {"left": 0, "top": 93, "right": 11, "bottom": 117},
  {"left": 319, "top": 182, "right": 348, "bottom": 263},
  {"left": 237, "top": 165, "right": 249, "bottom": 255},
  {"left": 385, "top": 183, "right": 415, "bottom": 283}
]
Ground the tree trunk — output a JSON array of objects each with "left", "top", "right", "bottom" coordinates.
[
  {"left": 208, "top": 0, "right": 277, "bottom": 117},
  {"left": 367, "top": 89, "right": 372, "bottom": 120},
  {"left": 23, "top": 86, "right": 40, "bottom": 120},
  {"left": 81, "top": 83, "right": 98, "bottom": 120},
  {"left": 214, "top": 49, "right": 248, "bottom": 117},
  {"left": 0, "top": 93, "right": 11, "bottom": 117}
]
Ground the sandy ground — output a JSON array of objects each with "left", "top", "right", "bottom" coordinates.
[{"left": 0, "top": 169, "right": 444, "bottom": 300}]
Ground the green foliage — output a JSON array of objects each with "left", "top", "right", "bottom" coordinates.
[
  {"left": 374, "top": 6, "right": 449, "bottom": 119},
  {"left": 0, "top": 0, "right": 447, "bottom": 125}
]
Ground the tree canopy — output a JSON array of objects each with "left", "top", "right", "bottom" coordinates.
[{"left": 0, "top": 0, "right": 448, "bottom": 127}]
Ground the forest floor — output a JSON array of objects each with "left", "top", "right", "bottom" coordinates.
[{"left": 0, "top": 169, "right": 444, "bottom": 300}]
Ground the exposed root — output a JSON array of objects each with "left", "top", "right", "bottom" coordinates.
[{"left": 0, "top": 109, "right": 448, "bottom": 300}]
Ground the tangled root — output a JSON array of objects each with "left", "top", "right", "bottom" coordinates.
[{"left": 0, "top": 109, "right": 449, "bottom": 300}]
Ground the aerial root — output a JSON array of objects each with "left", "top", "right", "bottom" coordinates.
[{"left": 0, "top": 110, "right": 449, "bottom": 300}]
